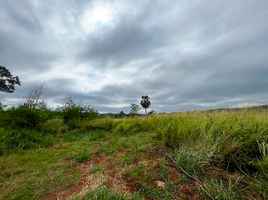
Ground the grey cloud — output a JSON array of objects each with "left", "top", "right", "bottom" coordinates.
[
  {"left": 0, "top": 0, "right": 42, "bottom": 32},
  {"left": 1, "top": 0, "right": 268, "bottom": 113}
]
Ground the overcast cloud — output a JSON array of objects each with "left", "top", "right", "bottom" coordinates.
[{"left": 1, "top": 0, "right": 268, "bottom": 113}]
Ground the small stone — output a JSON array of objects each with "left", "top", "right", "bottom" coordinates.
[{"left": 156, "top": 181, "right": 165, "bottom": 188}]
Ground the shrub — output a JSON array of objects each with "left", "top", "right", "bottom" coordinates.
[
  {"left": 38, "top": 118, "right": 68, "bottom": 135},
  {"left": 57, "top": 97, "right": 99, "bottom": 130},
  {"left": 0, "top": 129, "right": 55, "bottom": 154},
  {"left": 3, "top": 106, "right": 48, "bottom": 129},
  {"left": 201, "top": 176, "right": 247, "bottom": 200},
  {"left": 77, "top": 186, "right": 143, "bottom": 200}
]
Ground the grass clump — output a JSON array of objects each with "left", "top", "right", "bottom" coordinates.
[
  {"left": 0, "top": 129, "right": 55, "bottom": 154},
  {"left": 136, "top": 181, "right": 174, "bottom": 200},
  {"left": 201, "top": 176, "right": 249, "bottom": 200},
  {"left": 120, "top": 154, "right": 138, "bottom": 167},
  {"left": 38, "top": 118, "right": 68, "bottom": 135},
  {"left": 157, "top": 158, "right": 170, "bottom": 181},
  {"left": 63, "top": 130, "right": 106, "bottom": 142},
  {"left": 92, "top": 166, "right": 102, "bottom": 174},
  {"left": 73, "top": 149, "right": 91, "bottom": 163},
  {"left": 169, "top": 148, "right": 205, "bottom": 177},
  {"left": 125, "top": 163, "right": 145, "bottom": 180},
  {"left": 73, "top": 186, "right": 144, "bottom": 200}
]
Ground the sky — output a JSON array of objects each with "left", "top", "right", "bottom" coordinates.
[{"left": 0, "top": 0, "right": 268, "bottom": 114}]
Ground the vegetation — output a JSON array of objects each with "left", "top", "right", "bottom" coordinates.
[
  {"left": 129, "top": 103, "right": 140, "bottom": 115},
  {"left": 0, "top": 66, "right": 21, "bottom": 93},
  {"left": 1, "top": 105, "right": 268, "bottom": 199},
  {"left": 140, "top": 95, "right": 151, "bottom": 114}
]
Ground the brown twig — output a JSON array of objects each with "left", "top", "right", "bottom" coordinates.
[{"left": 166, "top": 162, "right": 203, "bottom": 185}]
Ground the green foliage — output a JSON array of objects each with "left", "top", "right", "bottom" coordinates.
[
  {"left": 0, "top": 129, "right": 55, "bottom": 155},
  {"left": 1, "top": 106, "right": 268, "bottom": 199},
  {"left": 0, "top": 66, "right": 21, "bottom": 93},
  {"left": 74, "top": 149, "right": 91, "bottom": 163},
  {"left": 38, "top": 118, "right": 68, "bottom": 135},
  {"left": 248, "top": 172, "right": 268, "bottom": 198},
  {"left": 129, "top": 103, "right": 140, "bottom": 115},
  {"left": 136, "top": 181, "right": 175, "bottom": 200},
  {"left": 201, "top": 176, "right": 248, "bottom": 200},
  {"left": 120, "top": 154, "right": 138, "bottom": 167},
  {"left": 63, "top": 130, "right": 106, "bottom": 142},
  {"left": 140, "top": 95, "right": 151, "bottom": 115},
  {"left": 57, "top": 97, "right": 99, "bottom": 130},
  {"left": 77, "top": 186, "right": 144, "bottom": 200},
  {"left": 158, "top": 158, "right": 170, "bottom": 181},
  {"left": 125, "top": 164, "right": 145, "bottom": 180},
  {"left": 114, "top": 120, "right": 150, "bottom": 136},
  {"left": 92, "top": 166, "right": 102, "bottom": 174},
  {"left": 170, "top": 149, "right": 205, "bottom": 177},
  {"left": 3, "top": 106, "right": 48, "bottom": 129},
  {"left": 79, "top": 116, "right": 115, "bottom": 131}
]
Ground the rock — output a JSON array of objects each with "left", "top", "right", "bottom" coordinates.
[{"left": 156, "top": 181, "right": 165, "bottom": 188}]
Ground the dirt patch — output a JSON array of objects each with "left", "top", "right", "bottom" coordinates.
[
  {"left": 41, "top": 145, "right": 262, "bottom": 200},
  {"left": 40, "top": 150, "right": 135, "bottom": 200}
]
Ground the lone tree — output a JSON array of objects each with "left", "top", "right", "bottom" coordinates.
[
  {"left": 140, "top": 95, "right": 151, "bottom": 115},
  {"left": 129, "top": 103, "right": 140, "bottom": 114},
  {"left": 0, "top": 66, "right": 21, "bottom": 93}
]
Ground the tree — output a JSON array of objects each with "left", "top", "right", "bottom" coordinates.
[
  {"left": 23, "top": 82, "right": 47, "bottom": 110},
  {"left": 119, "top": 111, "right": 126, "bottom": 117},
  {"left": 0, "top": 66, "right": 21, "bottom": 93},
  {"left": 140, "top": 95, "right": 151, "bottom": 115},
  {"left": 129, "top": 103, "right": 140, "bottom": 114}
]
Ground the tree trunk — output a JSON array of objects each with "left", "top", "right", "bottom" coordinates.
[{"left": 145, "top": 108, "right": 147, "bottom": 115}]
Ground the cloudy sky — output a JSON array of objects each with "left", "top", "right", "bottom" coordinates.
[{"left": 1, "top": 0, "right": 268, "bottom": 113}]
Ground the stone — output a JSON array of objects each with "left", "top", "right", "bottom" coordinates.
[{"left": 156, "top": 181, "right": 165, "bottom": 188}]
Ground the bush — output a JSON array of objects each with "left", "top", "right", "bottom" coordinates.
[
  {"left": 57, "top": 97, "right": 99, "bottom": 130},
  {"left": 3, "top": 106, "right": 48, "bottom": 129},
  {"left": 113, "top": 120, "right": 150, "bottom": 136},
  {"left": 38, "top": 118, "right": 68, "bottom": 135},
  {"left": 0, "top": 129, "right": 55, "bottom": 154}
]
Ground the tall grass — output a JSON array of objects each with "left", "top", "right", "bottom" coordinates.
[
  {"left": 100, "top": 108, "right": 268, "bottom": 197},
  {"left": 1, "top": 107, "right": 268, "bottom": 198},
  {"left": 102, "top": 109, "right": 268, "bottom": 171}
]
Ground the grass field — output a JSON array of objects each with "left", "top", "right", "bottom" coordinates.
[{"left": 1, "top": 108, "right": 268, "bottom": 199}]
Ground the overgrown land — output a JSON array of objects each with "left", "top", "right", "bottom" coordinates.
[{"left": 1, "top": 102, "right": 268, "bottom": 199}]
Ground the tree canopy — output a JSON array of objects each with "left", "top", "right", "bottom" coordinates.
[
  {"left": 0, "top": 66, "right": 21, "bottom": 93},
  {"left": 140, "top": 95, "right": 151, "bottom": 114},
  {"left": 129, "top": 103, "right": 140, "bottom": 114}
]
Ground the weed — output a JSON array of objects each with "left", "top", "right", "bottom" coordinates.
[
  {"left": 73, "top": 186, "right": 144, "bottom": 200},
  {"left": 125, "top": 164, "right": 145, "bottom": 180},
  {"left": 120, "top": 154, "right": 138, "bottom": 167},
  {"left": 136, "top": 181, "right": 174, "bottom": 200},
  {"left": 201, "top": 176, "right": 248, "bottom": 200},
  {"left": 170, "top": 148, "right": 205, "bottom": 177},
  {"left": 92, "top": 166, "right": 102, "bottom": 174},
  {"left": 158, "top": 158, "right": 170, "bottom": 181},
  {"left": 63, "top": 130, "right": 106, "bottom": 142},
  {"left": 180, "top": 174, "right": 190, "bottom": 184},
  {"left": 74, "top": 149, "right": 90, "bottom": 163}
]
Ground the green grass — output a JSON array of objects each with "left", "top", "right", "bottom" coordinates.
[
  {"left": 0, "top": 147, "right": 80, "bottom": 199},
  {"left": 74, "top": 149, "right": 91, "bottom": 163},
  {"left": 0, "top": 131, "right": 107, "bottom": 200},
  {"left": 200, "top": 176, "right": 249, "bottom": 200},
  {"left": 120, "top": 154, "right": 138, "bottom": 167},
  {"left": 169, "top": 148, "right": 205, "bottom": 177},
  {"left": 1, "top": 108, "right": 268, "bottom": 199},
  {"left": 72, "top": 186, "right": 144, "bottom": 200},
  {"left": 96, "top": 132, "right": 155, "bottom": 155},
  {"left": 92, "top": 166, "right": 102, "bottom": 174}
]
